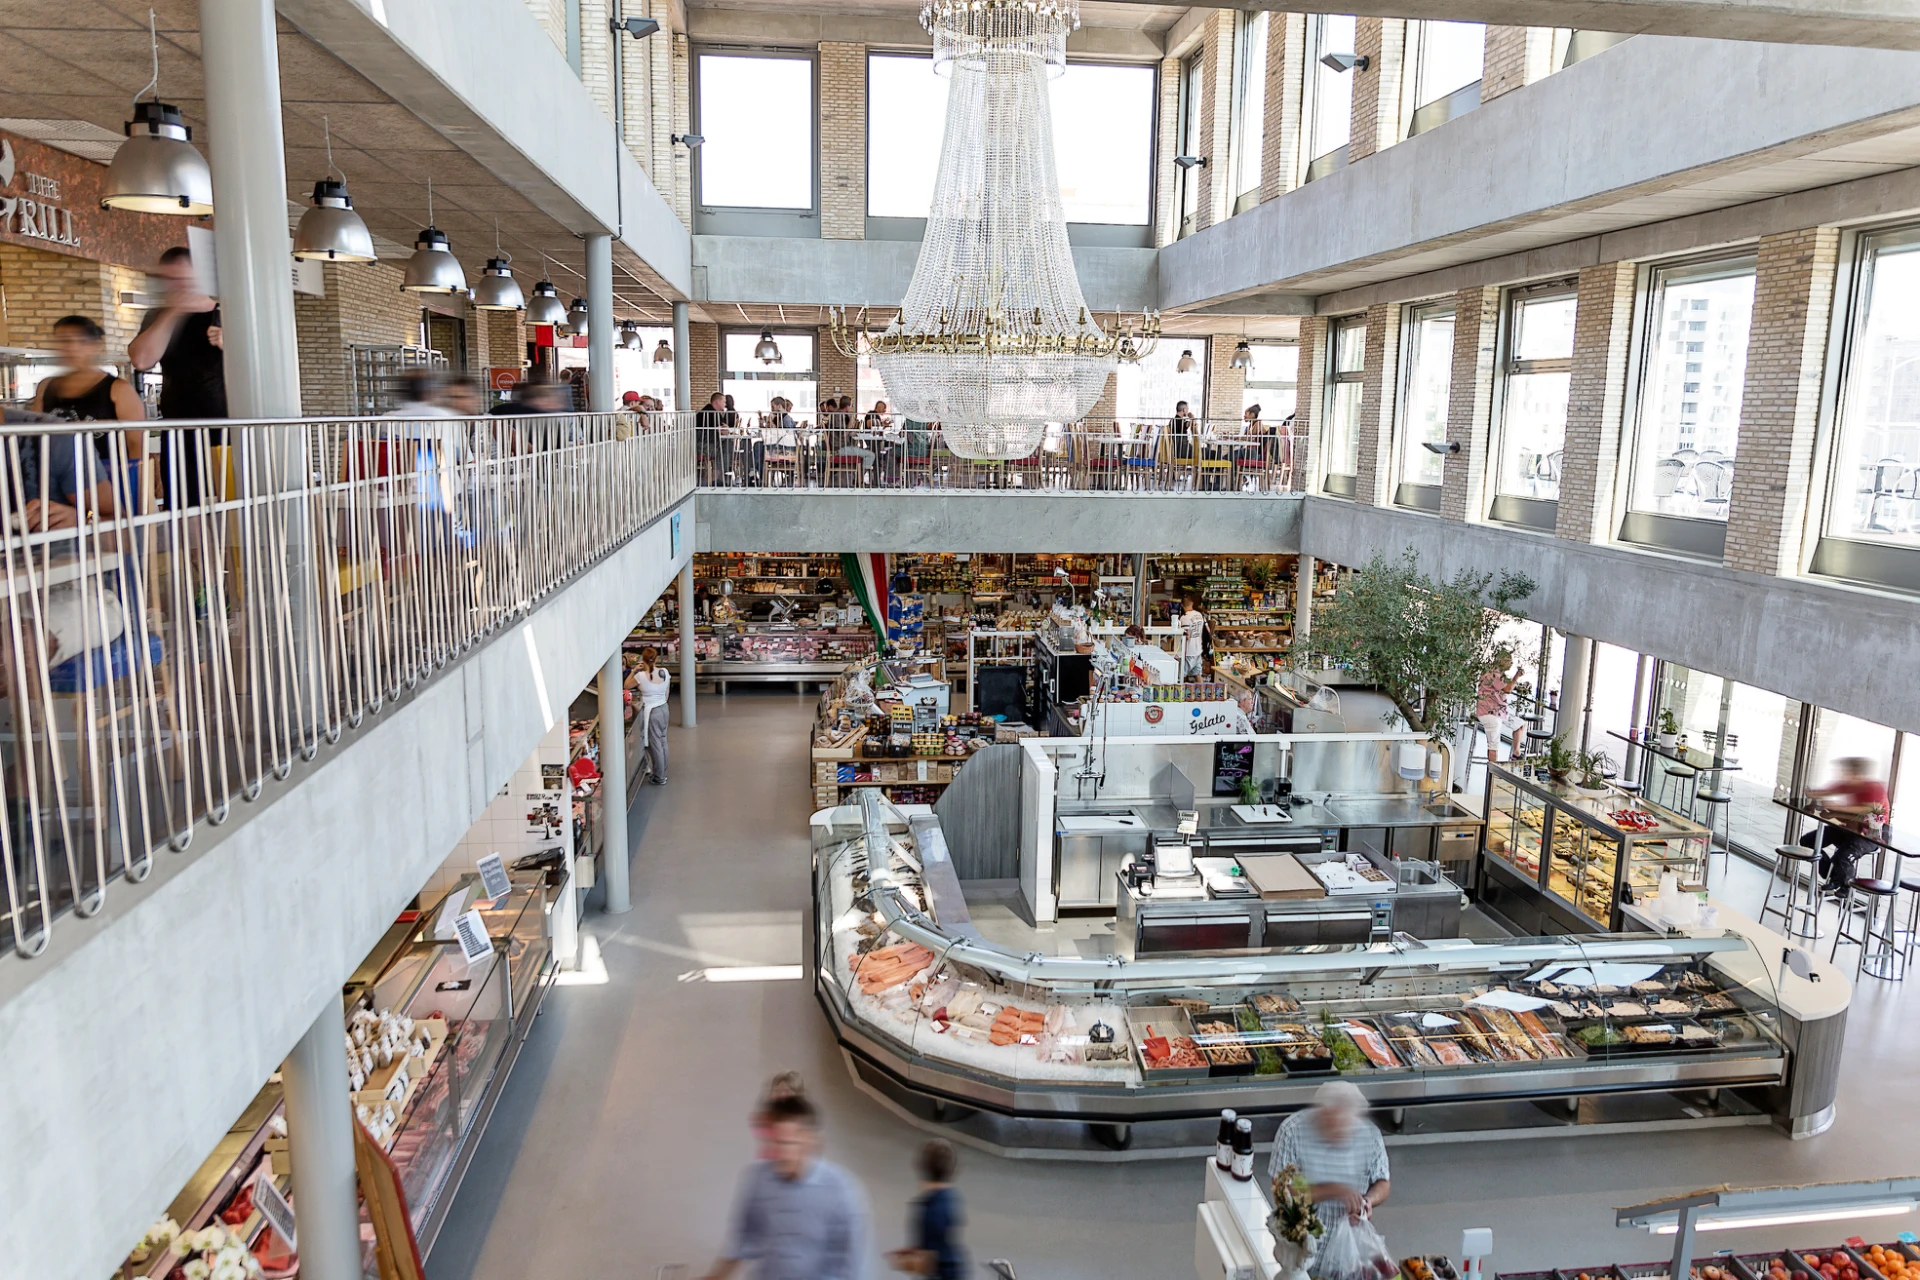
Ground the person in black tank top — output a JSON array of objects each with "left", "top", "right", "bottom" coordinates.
[
  {"left": 130, "top": 246, "right": 227, "bottom": 508},
  {"left": 29, "top": 315, "right": 146, "bottom": 469}
]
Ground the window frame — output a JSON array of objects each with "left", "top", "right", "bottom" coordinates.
[
  {"left": 691, "top": 46, "right": 821, "bottom": 237},
  {"left": 1322, "top": 314, "right": 1367, "bottom": 498},
  {"left": 1393, "top": 299, "right": 1456, "bottom": 512},
  {"left": 1177, "top": 49, "right": 1204, "bottom": 239},
  {"left": 1228, "top": 10, "right": 1270, "bottom": 214},
  {"left": 1404, "top": 20, "right": 1484, "bottom": 138},
  {"left": 719, "top": 326, "right": 821, "bottom": 413},
  {"left": 1300, "top": 14, "right": 1354, "bottom": 185},
  {"left": 1241, "top": 339, "right": 1299, "bottom": 421},
  {"left": 1616, "top": 250, "right": 1757, "bottom": 559},
  {"left": 1487, "top": 280, "right": 1577, "bottom": 530}
]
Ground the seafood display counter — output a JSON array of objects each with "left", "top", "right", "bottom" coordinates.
[{"left": 814, "top": 792, "right": 1826, "bottom": 1136}]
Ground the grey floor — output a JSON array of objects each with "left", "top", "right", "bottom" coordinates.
[{"left": 431, "top": 692, "right": 1920, "bottom": 1280}]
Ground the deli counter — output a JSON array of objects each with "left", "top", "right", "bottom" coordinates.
[{"left": 813, "top": 791, "right": 1833, "bottom": 1138}]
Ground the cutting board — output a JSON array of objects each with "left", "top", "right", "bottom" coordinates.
[{"left": 1238, "top": 854, "right": 1327, "bottom": 900}]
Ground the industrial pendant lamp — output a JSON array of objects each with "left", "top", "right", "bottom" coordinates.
[
  {"left": 401, "top": 178, "right": 467, "bottom": 293},
  {"left": 471, "top": 222, "right": 524, "bottom": 310},
  {"left": 293, "top": 117, "right": 375, "bottom": 262},
  {"left": 753, "top": 329, "right": 781, "bottom": 365},
  {"left": 566, "top": 298, "right": 590, "bottom": 337},
  {"left": 1176, "top": 348, "right": 1197, "bottom": 373},
  {"left": 620, "top": 321, "right": 642, "bottom": 351},
  {"left": 1229, "top": 339, "right": 1252, "bottom": 371},
  {"left": 525, "top": 255, "right": 568, "bottom": 326},
  {"left": 652, "top": 338, "right": 673, "bottom": 366},
  {"left": 102, "top": 10, "right": 213, "bottom": 215}
]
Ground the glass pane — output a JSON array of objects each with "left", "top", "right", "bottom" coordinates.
[
  {"left": 1333, "top": 318, "right": 1367, "bottom": 373},
  {"left": 1829, "top": 240, "right": 1920, "bottom": 547},
  {"left": 613, "top": 326, "right": 679, "bottom": 410},
  {"left": 1648, "top": 665, "right": 1792, "bottom": 857},
  {"left": 1245, "top": 342, "right": 1296, "bottom": 384},
  {"left": 1398, "top": 308, "right": 1455, "bottom": 487},
  {"left": 1114, "top": 341, "right": 1205, "bottom": 422},
  {"left": 1325, "top": 379, "right": 1364, "bottom": 477},
  {"left": 1310, "top": 15, "right": 1356, "bottom": 160},
  {"left": 1631, "top": 269, "right": 1754, "bottom": 521},
  {"left": 1244, "top": 387, "right": 1296, "bottom": 420},
  {"left": 1053, "top": 64, "right": 1155, "bottom": 225},
  {"left": 867, "top": 54, "right": 950, "bottom": 218},
  {"left": 698, "top": 55, "right": 813, "bottom": 209},
  {"left": 1417, "top": 21, "right": 1484, "bottom": 105},
  {"left": 1180, "top": 55, "right": 1202, "bottom": 226},
  {"left": 1808, "top": 708, "right": 1896, "bottom": 802},
  {"left": 1896, "top": 733, "right": 1920, "bottom": 825},
  {"left": 1514, "top": 294, "right": 1577, "bottom": 360},
  {"left": 1496, "top": 370, "right": 1570, "bottom": 499},
  {"left": 723, "top": 332, "right": 815, "bottom": 373},
  {"left": 1234, "top": 13, "right": 1270, "bottom": 198}
]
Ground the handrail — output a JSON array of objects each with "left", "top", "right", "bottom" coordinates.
[{"left": 0, "top": 411, "right": 693, "bottom": 957}]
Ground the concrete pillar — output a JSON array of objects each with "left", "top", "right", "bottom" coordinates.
[
  {"left": 1294, "top": 555, "right": 1315, "bottom": 643},
  {"left": 678, "top": 561, "right": 697, "bottom": 727},
  {"left": 598, "top": 652, "right": 631, "bottom": 914},
  {"left": 281, "top": 1000, "right": 360, "bottom": 1280},
  {"left": 672, "top": 300, "right": 691, "bottom": 413},
  {"left": 586, "top": 233, "right": 614, "bottom": 413},
  {"left": 1132, "top": 553, "right": 1147, "bottom": 627},
  {"left": 200, "top": 0, "right": 300, "bottom": 418}
]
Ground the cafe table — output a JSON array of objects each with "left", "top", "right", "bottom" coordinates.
[{"left": 1608, "top": 729, "right": 1742, "bottom": 811}]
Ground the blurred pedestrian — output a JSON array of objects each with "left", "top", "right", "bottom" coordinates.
[
  {"left": 1268, "top": 1080, "right": 1390, "bottom": 1241},
  {"left": 633, "top": 645, "right": 672, "bottom": 785},
  {"left": 887, "top": 1140, "right": 965, "bottom": 1280},
  {"left": 30, "top": 316, "right": 146, "bottom": 467},
  {"left": 130, "top": 245, "right": 225, "bottom": 507},
  {"left": 1801, "top": 755, "right": 1890, "bottom": 893},
  {"left": 750, "top": 1071, "right": 806, "bottom": 1161},
  {"left": 700, "top": 1094, "right": 869, "bottom": 1280}
]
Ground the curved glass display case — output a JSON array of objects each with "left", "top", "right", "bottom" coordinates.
[{"left": 813, "top": 793, "right": 1792, "bottom": 1127}]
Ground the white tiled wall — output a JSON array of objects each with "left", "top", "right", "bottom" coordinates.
[{"left": 429, "top": 720, "right": 574, "bottom": 899}]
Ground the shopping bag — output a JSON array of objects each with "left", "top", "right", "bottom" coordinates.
[{"left": 1315, "top": 1212, "right": 1396, "bottom": 1280}]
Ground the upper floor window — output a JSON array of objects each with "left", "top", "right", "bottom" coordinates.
[
  {"left": 696, "top": 52, "right": 814, "bottom": 211},
  {"left": 1230, "top": 12, "right": 1270, "bottom": 210},
  {"left": 1303, "top": 15, "right": 1356, "bottom": 181},
  {"left": 1052, "top": 63, "right": 1156, "bottom": 225},
  {"left": 867, "top": 53, "right": 949, "bottom": 219},
  {"left": 722, "top": 330, "right": 817, "bottom": 416},
  {"left": 1491, "top": 286, "right": 1576, "bottom": 520},
  {"left": 1627, "top": 257, "right": 1755, "bottom": 528},
  {"left": 1177, "top": 50, "right": 1204, "bottom": 237},
  {"left": 1322, "top": 315, "right": 1366, "bottom": 494},
  {"left": 1116, "top": 341, "right": 1206, "bottom": 423},
  {"left": 1407, "top": 21, "right": 1483, "bottom": 136},
  {"left": 1243, "top": 341, "right": 1298, "bottom": 421},
  {"left": 1396, "top": 302, "right": 1455, "bottom": 507}
]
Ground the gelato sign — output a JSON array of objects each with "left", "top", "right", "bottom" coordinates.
[{"left": 0, "top": 140, "right": 82, "bottom": 249}]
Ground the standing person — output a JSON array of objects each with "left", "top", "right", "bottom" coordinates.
[
  {"left": 30, "top": 316, "right": 147, "bottom": 465},
  {"left": 750, "top": 1071, "right": 806, "bottom": 1161},
  {"left": 1267, "top": 1080, "right": 1391, "bottom": 1259},
  {"left": 888, "top": 1141, "right": 966, "bottom": 1280},
  {"left": 1476, "top": 647, "right": 1520, "bottom": 766},
  {"left": 632, "top": 645, "right": 672, "bottom": 785},
  {"left": 699, "top": 1095, "right": 869, "bottom": 1280},
  {"left": 1168, "top": 400, "right": 1197, "bottom": 468},
  {"left": 1178, "top": 596, "right": 1206, "bottom": 681},
  {"left": 130, "top": 246, "right": 226, "bottom": 508},
  {"left": 1800, "top": 756, "right": 1890, "bottom": 893}
]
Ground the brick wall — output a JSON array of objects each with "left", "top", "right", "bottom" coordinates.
[
  {"left": 1153, "top": 55, "right": 1181, "bottom": 248},
  {"left": 1347, "top": 19, "right": 1406, "bottom": 163},
  {"left": 820, "top": 42, "right": 867, "bottom": 241},
  {"left": 648, "top": 0, "right": 678, "bottom": 205},
  {"left": 1481, "top": 26, "right": 1530, "bottom": 100},
  {"left": 579, "top": 0, "right": 614, "bottom": 120},
  {"left": 1724, "top": 227, "right": 1841, "bottom": 576},
  {"left": 1556, "top": 262, "right": 1637, "bottom": 543},
  {"left": 671, "top": 34, "right": 693, "bottom": 228},
  {"left": 689, "top": 321, "right": 720, "bottom": 405},
  {"left": 1195, "top": 12, "right": 1236, "bottom": 232},
  {"left": 523, "top": 0, "right": 565, "bottom": 54},
  {"left": 293, "top": 260, "right": 424, "bottom": 415},
  {"left": 1260, "top": 12, "right": 1306, "bottom": 202},
  {"left": 1089, "top": 371, "right": 1118, "bottom": 422},
  {"left": 0, "top": 244, "right": 141, "bottom": 362},
  {"left": 1206, "top": 335, "right": 1246, "bottom": 421},
  {"left": 1440, "top": 285, "right": 1501, "bottom": 522},
  {"left": 817, "top": 325, "right": 856, "bottom": 404},
  {"left": 1353, "top": 301, "right": 1402, "bottom": 506},
  {"left": 1295, "top": 316, "right": 1327, "bottom": 489}
]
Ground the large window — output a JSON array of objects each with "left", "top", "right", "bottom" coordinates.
[
  {"left": 1230, "top": 12, "right": 1270, "bottom": 210},
  {"left": 1407, "top": 21, "right": 1483, "bottom": 135},
  {"left": 867, "top": 53, "right": 949, "bottom": 219},
  {"left": 1304, "top": 15, "right": 1356, "bottom": 180},
  {"left": 1823, "top": 226, "right": 1920, "bottom": 561},
  {"left": 696, "top": 53, "right": 814, "bottom": 211},
  {"left": 1492, "top": 287, "right": 1576, "bottom": 519},
  {"left": 1116, "top": 342, "right": 1206, "bottom": 424},
  {"left": 721, "top": 330, "right": 817, "bottom": 416},
  {"left": 1396, "top": 303, "right": 1455, "bottom": 505},
  {"left": 1177, "top": 50, "right": 1203, "bottom": 236},
  {"left": 1243, "top": 342, "right": 1297, "bottom": 421},
  {"left": 1051, "top": 63, "right": 1156, "bottom": 225},
  {"left": 1322, "top": 316, "right": 1366, "bottom": 493},
  {"left": 1627, "top": 257, "right": 1755, "bottom": 528}
]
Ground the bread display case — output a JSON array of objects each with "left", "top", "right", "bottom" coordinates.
[{"left": 813, "top": 792, "right": 1818, "bottom": 1135}]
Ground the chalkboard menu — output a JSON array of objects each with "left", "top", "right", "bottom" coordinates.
[{"left": 1213, "top": 740, "right": 1255, "bottom": 796}]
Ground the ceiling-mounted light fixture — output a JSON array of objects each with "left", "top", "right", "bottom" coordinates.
[
  {"left": 1176, "top": 348, "right": 1196, "bottom": 373},
  {"left": 753, "top": 329, "right": 782, "bottom": 365},
  {"left": 102, "top": 10, "right": 213, "bottom": 215},
  {"left": 1229, "top": 339, "right": 1252, "bottom": 371},
  {"left": 293, "top": 118, "right": 375, "bottom": 262},
  {"left": 1320, "top": 51, "right": 1369, "bottom": 72},
  {"left": 401, "top": 178, "right": 467, "bottom": 293},
  {"left": 566, "top": 298, "right": 591, "bottom": 336},
  {"left": 471, "top": 222, "right": 524, "bottom": 310},
  {"left": 525, "top": 256, "right": 568, "bottom": 326},
  {"left": 620, "top": 320, "right": 642, "bottom": 351},
  {"left": 653, "top": 338, "right": 673, "bottom": 366}
]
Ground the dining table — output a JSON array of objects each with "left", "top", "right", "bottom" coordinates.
[{"left": 1607, "top": 728, "right": 1742, "bottom": 807}]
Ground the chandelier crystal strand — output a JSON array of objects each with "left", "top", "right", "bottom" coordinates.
[{"left": 838, "top": 0, "right": 1158, "bottom": 461}]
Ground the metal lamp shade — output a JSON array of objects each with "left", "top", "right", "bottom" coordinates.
[
  {"left": 754, "top": 330, "right": 781, "bottom": 364},
  {"left": 1176, "top": 349, "right": 1196, "bottom": 373},
  {"left": 526, "top": 281, "right": 568, "bottom": 327},
  {"left": 652, "top": 340, "right": 673, "bottom": 365},
  {"left": 566, "top": 300, "right": 590, "bottom": 337},
  {"left": 1229, "top": 340, "right": 1252, "bottom": 370},
  {"left": 472, "top": 258, "right": 525, "bottom": 310},
  {"left": 102, "top": 102, "right": 213, "bottom": 215},
  {"left": 401, "top": 227, "right": 467, "bottom": 293},
  {"left": 620, "top": 324, "right": 642, "bottom": 351},
  {"left": 293, "top": 180, "right": 376, "bottom": 262}
]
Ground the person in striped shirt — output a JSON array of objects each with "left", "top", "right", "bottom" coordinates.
[{"left": 1267, "top": 1080, "right": 1391, "bottom": 1244}]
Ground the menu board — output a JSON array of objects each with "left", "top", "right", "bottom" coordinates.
[{"left": 1213, "top": 740, "right": 1255, "bottom": 796}]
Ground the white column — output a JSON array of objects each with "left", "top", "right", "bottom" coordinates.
[
  {"left": 1293, "top": 555, "right": 1315, "bottom": 643},
  {"left": 599, "top": 652, "right": 631, "bottom": 915},
  {"left": 672, "top": 300, "right": 691, "bottom": 413},
  {"left": 281, "top": 1000, "right": 359, "bottom": 1280},
  {"left": 586, "top": 233, "right": 615, "bottom": 413},
  {"left": 1558, "top": 634, "right": 1592, "bottom": 745},
  {"left": 679, "top": 560, "right": 697, "bottom": 727}
]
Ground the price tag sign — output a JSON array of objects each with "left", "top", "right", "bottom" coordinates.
[
  {"left": 255, "top": 1175, "right": 296, "bottom": 1248},
  {"left": 476, "top": 852, "right": 511, "bottom": 904},
  {"left": 453, "top": 909, "right": 494, "bottom": 964}
]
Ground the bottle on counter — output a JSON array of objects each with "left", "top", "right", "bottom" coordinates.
[
  {"left": 1214, "top": 1109, "right": 1238, "bottom": 1170},
  {"left": 1230, "top": 1118, "right": 1255, "bottom": 1182}
]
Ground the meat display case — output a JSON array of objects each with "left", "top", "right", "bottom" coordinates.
[
  {"left": 1479, "top": 764, "right": 1712, "bottom": 934},
  {"left": 811, "top": 792, "right": 1827, "bottom": 1139}
]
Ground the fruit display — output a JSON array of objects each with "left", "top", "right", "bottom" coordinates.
[{"left": 1503, "top": 1242, "right": 1920, "bottom": 1280}]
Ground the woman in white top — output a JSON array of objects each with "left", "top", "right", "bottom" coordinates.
[{"left": 632, "top": 646, "right": 673, "bottom": 785}]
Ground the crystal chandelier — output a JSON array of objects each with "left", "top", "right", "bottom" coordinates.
[{"left": 829, "top": 0, "right": 1158, "bottom": 460}]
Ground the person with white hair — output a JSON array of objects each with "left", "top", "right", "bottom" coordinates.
[{"left": 1267, "top": 1080, "right": 1391, "bottom": 1240}]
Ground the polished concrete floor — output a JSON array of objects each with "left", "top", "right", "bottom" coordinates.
[{"left": 432, "top": 692, "right": 1920, "bottom": 1280}]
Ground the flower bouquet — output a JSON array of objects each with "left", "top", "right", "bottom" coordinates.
[
  {"left": 1267, "top": 1163, "right": 1323, "bottom": 1280},
  {"left": 172, "top": 1223, "right": 266, "bottom": 1280}
]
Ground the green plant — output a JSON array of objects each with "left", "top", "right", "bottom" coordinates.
[
  {"left": 1574, "top": 748, "right": 1611, "bottom": 789},
  {"left": 1239, "top": 775, "right": 1263, "bottom": 806},
  {"left": 1658, "top": 708, "right": 1680, "bottom": 736},
  {"left": 1245, "top": 560, "right": 1272, "bottom": 592},
  {"left": 1268, "top": 1164, "right": 1325, "bottom": 1246},
  {"left": 1542, "top": 735, "right": 1578, "bottom": 778},
  {"left": 1294, "top": 550, "right": 1535, "bottom": 740}
]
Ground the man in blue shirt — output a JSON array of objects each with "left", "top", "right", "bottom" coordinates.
[{"left": 700, "top": 1095, "right": 869, "bottom": 1280}]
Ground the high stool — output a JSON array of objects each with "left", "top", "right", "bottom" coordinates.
[
  {"left": 1658, "top": 763, "right": 1700, "bottom": 817},
  {"left": 1897, "top": 867, "right": 1920, "bottom": 966},
  {"left": 1832, "top": 876, "right": 1904, "bottom": 979},
  {"left": 1758, "top": 844, "right": 1822, "bottom": 940},
  {"left": 1696, "top": 788, "right": 1734, "bottom": 882},
  {"left": 1615, "top": 779, "right": 1643, "bottom": 797}
]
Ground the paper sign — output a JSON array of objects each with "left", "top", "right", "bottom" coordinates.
[
  {"left": 476, "top": 853, "right": 511, "bottom": 904},
  {"left": 1469, "top": 989, "right": 1551, "bottom": 1012},
  {"left": 1589, "top": 962, "right": 1662, "bottom": 986},
  {"left": 432, "top": 887, "right": 469, "bottom": 941},
  {"left": 1420, "top": 1013, "right": 1461, "bottom": 1028},
  {"left": 255, "top": 1173, "right": 297, "bottom": 1248},
  {"left": 1523, "top": 965, "right": 1568, "bottom": 984},
  {"left": 453, "top": 909, "right": 494, "bottom": 964},
  {"left": 1895, "top": 1232, "right": 1916, "bottom": 1244}
]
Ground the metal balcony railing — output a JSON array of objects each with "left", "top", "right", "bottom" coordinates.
[
  {"left": 0, "top": 411, "right": 692, "bottom": 957},
  {"left": 692, "top": 414, "right": 1301, "bottom": 493}
]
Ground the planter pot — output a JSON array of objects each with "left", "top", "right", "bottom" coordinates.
[
  {"left": 1572, "top": 783, "right": 1610, "bottom": 798},
  {"left": 1657, "top": 733, "right": 1677, "bottom": 750},
  {"left": 1548, "top": 768, "right": 1572, "bottom": 784},
  {"left": 1267, "top": 1228, "right": 1313, "bottom": 1280}
]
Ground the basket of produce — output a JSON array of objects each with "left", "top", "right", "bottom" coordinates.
[
  {"left": 1233, "top": 1006, "right": 1289, "bottom": 1076},
  {"left": 1192, "top": 1007, "right": 1258, "bottom": 1077},
  {"left": 1125, "top": 1007, "right": 1210, "bottom": 1082},
  {"left": 1323, "top": 1014, "right": 1407, "bottom": 1072}
]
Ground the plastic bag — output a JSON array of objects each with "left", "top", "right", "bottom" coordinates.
[{"left": 1315, "top": 1212, "right": 1396, "bottom": 1280}]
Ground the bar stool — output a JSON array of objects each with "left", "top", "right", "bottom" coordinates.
[
  {"left": 1831, "top": 876, "right": 1904, "bottom": 979},
  {"left": 1658, "top": 762, "right": 1700, "bottom": 817},
  {"left": 1759, "top": 844, "right": 1822, "bottom": 940},
  {"left": 1696, "top": 788, "right": 1734, "bottom": 881},
  {"left": 1897, "top": 862, "right": 1920, "bottom": 967},
  {"left": 1614, "top": 779, "right": 1643, "bottom": 797}
]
